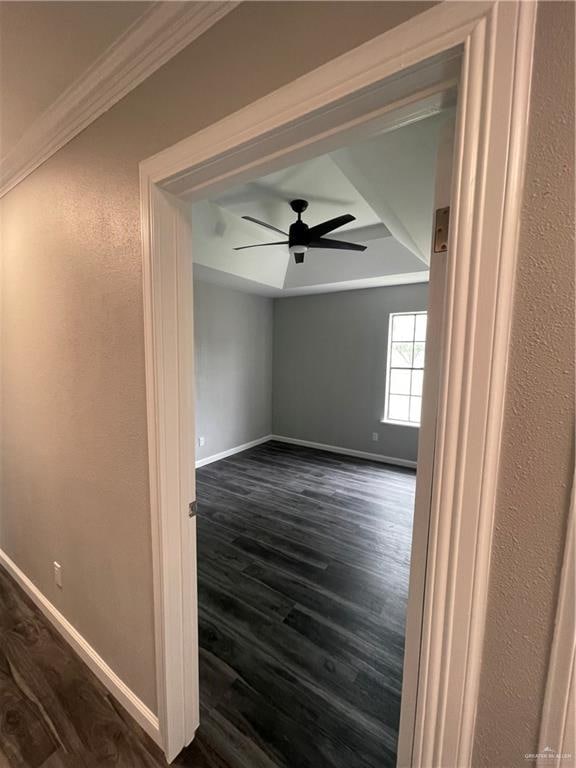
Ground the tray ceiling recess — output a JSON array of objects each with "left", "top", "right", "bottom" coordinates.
[{"left": 191, "top": 111, "right": 451, "bottom": 297}]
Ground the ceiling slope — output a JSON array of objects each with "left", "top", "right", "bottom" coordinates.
[{"left": 331, "top": 112, "right": 451, "bottom": 264}]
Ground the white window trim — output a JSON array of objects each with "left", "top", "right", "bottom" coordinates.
[
  {"left": 382, "top": 419, "right": 421, "bottom": 429},
  {"left": 383, "top": 310, "right": 426, "bottom": 428}
]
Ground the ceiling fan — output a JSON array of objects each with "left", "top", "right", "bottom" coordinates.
[{"left": 234, "top": 199, "right": 367, "bottom": 264}]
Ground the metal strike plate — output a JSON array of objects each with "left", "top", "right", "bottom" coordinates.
[
  {"left": 188, "top": 500, "right": 198, "bottom": 518},
  {"left": 433, "top": 206, "right": 450, "bottom": 253}
]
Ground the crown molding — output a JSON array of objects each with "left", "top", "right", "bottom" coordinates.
[{"left": 0, "top": 1, "right": 239, "bottom": 198}]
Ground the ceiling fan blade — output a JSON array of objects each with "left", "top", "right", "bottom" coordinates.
[
  {"left": 309, "top": 238, "right": 367, "bottom": 252},
  {"left": 234, "top": 241, "right": 288, "bottom": 251},
  {"left": 307, "top": 213, "right": 356, "bottom": 239},
  {"left": 241, "top": 215, "right": 287, "bottom": 237}
]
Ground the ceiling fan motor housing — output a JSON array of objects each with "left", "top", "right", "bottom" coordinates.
[{"left": 289, "top": 219, "right": 309, "bottom": 244}]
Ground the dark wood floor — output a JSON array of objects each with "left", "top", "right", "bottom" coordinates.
[
  {"left": 179, "top": 441, "right": 416, "bottom": 768},
  {"left": 0, "top": 564, "right": 168, "bottom": 767},
  {"left": 0, "top": 442, "right": 414, "bottom": 767}
]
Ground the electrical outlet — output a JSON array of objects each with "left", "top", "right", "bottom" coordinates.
[
  {"left": 198, "top": 436, "right": 205, "bottom": 447},
  {"left": 54, "top": 561, "right": 63, "bottom": 589},
  {"left": 372, "top": 432, "right": 379, "bottom": 442}
]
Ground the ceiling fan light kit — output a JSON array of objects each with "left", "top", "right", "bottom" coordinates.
[
  {"left": 234, "top": 198, "right": 367, "bottom": 263},
  {"left": 289, "top": 244, "right": 308, "bottom": 264}
]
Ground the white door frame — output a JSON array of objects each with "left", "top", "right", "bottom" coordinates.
[
  {"left": 139, "top": 1, "right": 537, "bottom": 762},
  {"left": 537, "top": 471, "right": 575, "bottom": 767}
]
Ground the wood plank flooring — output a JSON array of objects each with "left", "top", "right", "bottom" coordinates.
[
  {"left": 177, "top": 441, "right": 416, "bottom": 768},
  {"left": 0, "top": 565, "right": 168, "bottom": 767},
  {"left": 0, "top": 442, "right": 415, "bottom": 767}
]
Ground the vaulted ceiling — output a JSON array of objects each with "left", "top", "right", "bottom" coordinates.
[{"left": 191, "top": 110, "right": 451, "bottom": 296}]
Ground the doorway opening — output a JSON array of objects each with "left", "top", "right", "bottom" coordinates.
[
  {"left": 139, "top": 4, "right": 536, "bottom": 762},
  {"left": 185, "top": 103, "right": 454, "bottom": 766}
]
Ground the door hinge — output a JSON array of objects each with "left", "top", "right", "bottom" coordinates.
[
  {"left": 188, "top": 500, "right": 198, "bottom": 518},
  {"left": 433, "top": 206, "right": 450, "bottom": 253}
]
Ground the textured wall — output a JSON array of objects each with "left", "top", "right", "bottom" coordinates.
[
  {"left": 272, "top": 284, "right": 428, "bottom": 463},
  {"left": 473, "top": 3, "right": 575, "bottom": 765},
  {"left": 194, "top": 280, "right": 273, "bottom": 461},
  {"left": 0, "top": 1, "right": 433, "bottom": 713}
]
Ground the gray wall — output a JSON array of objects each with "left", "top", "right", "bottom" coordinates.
[
  {"left": 272, "top": 283, "right": 428, "bottom": 463},
  {"left": 194, "top": 279, "right": 273, "bottom": 461}
]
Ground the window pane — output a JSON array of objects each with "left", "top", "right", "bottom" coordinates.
[
  {"left": 411, "top": 369, "right": 424, "bottom": 396},
  {"left": 413, "top": 341, "right": 426, "bottom": 368},
  {"left": 388, "top": 394, "right": 410, "bottom": 421},
  {"left": 392, "top": 314, "right": 415, "bottom": 341},
  {"left": 390, "top": 369, "right": 412, "bottom": 395},
  {"left": 415, "top": 313, "right": 427, "bottom": 341},
  {"left": 409, "top": 396, "right": 422, "bottom": 424},
  {"left": 391, "top": 342, "right": 414, "bottom": 368}
]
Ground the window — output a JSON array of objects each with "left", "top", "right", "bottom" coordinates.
[{"left": 383, "top": 311, "right": 427, "bottom": 427}]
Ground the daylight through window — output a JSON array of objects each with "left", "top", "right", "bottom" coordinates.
[{"left": 384, "top": 311, "right": 427, "bottom": 426}]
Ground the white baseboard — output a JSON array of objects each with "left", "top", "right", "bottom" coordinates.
[
  {"left": 195, "top": 434, "right": 417, "bottom": 469},
  {"left": 0, "top": 550, "right": 161, "bottom": 746},
  {"left": 270, "top": 435, "right": 417, "bottom": 469},
  {"left": 195, "top": 435, "right": 273, "bottom": 468}
]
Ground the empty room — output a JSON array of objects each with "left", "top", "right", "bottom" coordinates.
[
  {"left": 189, "top": 110, "right": 447, "bottom": 765},
  {"left": 0, "top": 2, "right": 573, "bottom": 767}
]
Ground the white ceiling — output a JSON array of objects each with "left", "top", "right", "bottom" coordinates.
[{"left": 191, "top": 110, "right": 452, "bottom": 296}]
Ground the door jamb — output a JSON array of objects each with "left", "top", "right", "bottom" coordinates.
[
  {"left": 139, "top": 2, "right": 537, "bottom": 762},
  {"left": 537, "top": 472, "right": 575, "bottom": 767}
]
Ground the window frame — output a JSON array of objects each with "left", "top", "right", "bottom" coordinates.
[{"left": 382, "top": 310, "right": 427, "bottom": 428}]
